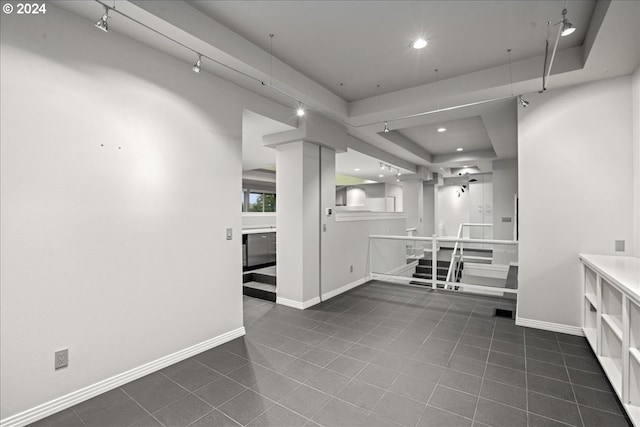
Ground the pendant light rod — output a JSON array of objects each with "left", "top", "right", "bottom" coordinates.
[{"left": 545, "top": 0, "right": 570, "bottom": 90}]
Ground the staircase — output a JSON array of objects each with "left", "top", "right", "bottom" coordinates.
[
  {"left": 243, "top": 267, "right": 276, "bottom": 302},
  {"left": 410, "top": 247, "right": 493, "bottom": 288}
]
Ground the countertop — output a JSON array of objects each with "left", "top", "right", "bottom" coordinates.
[
  {"left": 242, "top": 228, "right": 277, "bottom": 235},
  {"left": 579, "top": 254, "right": 640, "bottom": 303}
]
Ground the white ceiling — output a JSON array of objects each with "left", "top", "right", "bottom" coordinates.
[
  {"left": 54, "top": 0, "right": 640, "bottom": 179},
  {"left": 187, "top": 0, "right": 595, "bottom": 102},
  {"left": 396, "top": 116, "right": 493, "bottom": 155}
]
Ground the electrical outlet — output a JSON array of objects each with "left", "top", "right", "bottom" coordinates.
[
  {"left": 55, "top": 349, "right": 68, "bottom": 370},
  {"left": 615, "top": 240, "right": 625, "bottom": 252}
]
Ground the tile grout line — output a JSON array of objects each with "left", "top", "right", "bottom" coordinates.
[
  {"left": 414, "top": 297, "right": 484, "bottom": 427},
  {"left": 469, "top": 301, "right": 495, "bottom": 427}
]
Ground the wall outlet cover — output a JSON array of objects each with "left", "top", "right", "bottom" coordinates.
[
  {"left": 615, "top": 240, "right": 625, "bottom": 252},
  {"left": 55, "top": 349, "right": 68, "bottom": 370}
]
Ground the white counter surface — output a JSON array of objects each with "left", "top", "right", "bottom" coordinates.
[
  {"left": 579, "top": 254, "right": 640, "bottom": 304},
  {"left": 242, "top": 228, "right": 277, "bottom": 235}
]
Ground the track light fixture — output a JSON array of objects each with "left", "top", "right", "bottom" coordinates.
[
  {"left": 192, "top": 54, "right": 202, "bottom": 73},
  {"left": 378, "top": 162, "right": 401, "bottom": 177},
  {"left": 296, "top": 106, "right": 305, "bottom": 117},
  {"left": 518, "top": 95, "right": 529, "bottom": 108},
  {"left": 95, "top": 6, "right": 109, "bottom": 32},
  {"left": 383, "top": 121, "right": 390, "bottom": 133},
  {"left": 560, "top": 8, "right": 576, "bottom": 37}
]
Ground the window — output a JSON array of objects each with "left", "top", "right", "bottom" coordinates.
[{"left": 242, "top": 191, "right": 276, "bottom": 212}]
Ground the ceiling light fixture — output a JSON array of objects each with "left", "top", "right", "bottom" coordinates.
[
  {"left": 518, "top": 95, "right": 529, "bottom": 108},
  {"left": 86, "top": 4, "right": 312, "bottom": 121},
  {"left": 560, "top": 8, "right": 576, "bottom": 36},
  {"left": 437, "top": 127, "right": 447, "bottom": 133},
  {"left": 296, "top": 106, "right": 305, "bottom": 117},
  {"left": 379, "top": 174, "right": 384, "bottom": 178},
  {"left": 95, "top": 6, "right": 109, "bottom": 32},
  {"left": 412, "top": 38, "right": 427, "bottom": 49},
  {"left": 383, "top": 121, "right": 390, "bottom": 133},
  {"left": 192, "top": 54, "right": 202, "bottom": 73},
  {"left": 457, "top": 148, "right": 463, "bottom": 152},
  {"left": 354, "top": 168, "right": 360, "bottom": 172},
  {"left": 380, "top": 163, "right": 385, "bottom": 170}
]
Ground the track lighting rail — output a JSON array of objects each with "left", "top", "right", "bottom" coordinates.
[{"left": 93, "top": 0, "right": 306, "bottom": 109}]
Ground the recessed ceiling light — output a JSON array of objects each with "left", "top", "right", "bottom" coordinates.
[
  {"left": 437, "top": 127, "right": 447, "bottom": 132},
  {"left": 457, "top": 148, "right": 464, "bottom": 152},
  {"left": 378, "top": 174, "right": 384, "bottom": 178},
  {"left": 413, "top": 38, "right": 427, "bottom": 49},
  {"left": 354, "top": 168, "right": 360, "bottom": 171},
  {"left": 296, "top": 107, "right": 305, "bottom": 117}
]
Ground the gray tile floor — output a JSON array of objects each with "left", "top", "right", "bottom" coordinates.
[{"left": 30, "top": 281, "right": 631, "bottom": 427}]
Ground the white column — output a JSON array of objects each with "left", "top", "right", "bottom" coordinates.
[{"left": 276, "top": 141, "right": 321, "bottom": 308}]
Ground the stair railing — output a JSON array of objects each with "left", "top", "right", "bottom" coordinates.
[{"left": 445, "top": 223, "right": 492, "bottom": 283}]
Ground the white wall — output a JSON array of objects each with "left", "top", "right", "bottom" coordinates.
[
  {"left": 437, "top": 185, "right": 470, "bottom": 236},
  {"left": 346, "top": 186, "right": 366, "bottom": 207},
  {"left": 0, "top": 4, "right": 290, "bottom": 421},
  {"left": 633, "top": 66, "right": 640, "bottom": 257},
  {"left": 468, "top": 175, "right": 493, "bottom": 240},
  {"left": 493, "top": 159, "right": 518, "bottom": 241},
  {"left": 386, "top": 183, "right": 403, "bottom": 212},
  {"left": 322, "top": 216, "right": 407, "bottom": 297},
  {"left": 423, "top": 184, "right": 436, "bottom": 236},
  {"left": 517, "top": 76, "right": 635, "bottom": 330},
  {"left": 242, "top": 213, "right": 276, "bottom": 229},
  {"left": 403, "top": 180, "right": 424, "bottom": 234}
]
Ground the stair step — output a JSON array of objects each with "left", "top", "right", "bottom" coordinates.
[
  {"left": 413, "top": 273, "right": 448, "bottom": 280},
  {"left": 415, "top": 266, "right": 449, "bottom": 274},
  {"left": 418, "top": 259, "right": 451, "bottom": 268},
  {"left": 243, "top": 282, "right": 276, "bottom": 302}
]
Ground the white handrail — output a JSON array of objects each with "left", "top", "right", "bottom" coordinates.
[
  {"left": 368, "top": 235, "right": 517, "bottom": 245},
  {"left": 446, "top": 224, "right": 464, "bottom": 282},
  {"left": 370, "top": 235, "right": 433, "bottom": 242}
]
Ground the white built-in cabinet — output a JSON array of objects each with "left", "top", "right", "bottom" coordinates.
[{"left": 580, "top": 254, "right": 640, "bottom": 426}]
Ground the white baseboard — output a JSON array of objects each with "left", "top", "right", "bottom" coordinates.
[
  {"left": 276, "top": 296, "right": 321, "bottom": 310},
  {"left": 322, "top": 277, "right": 370, "bottom": 301},
  {"left": 0, "top": 327, "right": 246, "bottom": 427},
  {"left": 277, "top": 277, "right": 373, "bottom": 310},
  {"left": 515, "top": 316, "right": 584, "bottom": 336}
]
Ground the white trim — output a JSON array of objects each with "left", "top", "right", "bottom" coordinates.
[
  {"left": 336, "top": 212, "right": 407, "bottom": 222},
  {"left": 0, "top": 327, "right": 246, "bottom": 427},
  {"left": 276, "top": 296, "right": 321, "bottom": 310},
  {"left": 322, "top": 277, "right": 370, "bottom": 301},
  {"left": 515, "top": 316, "right": 584, "bottom": 336}
]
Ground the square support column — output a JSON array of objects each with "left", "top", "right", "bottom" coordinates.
[{"left": 275, "top": 141, "right": 321, "bottom": 308}]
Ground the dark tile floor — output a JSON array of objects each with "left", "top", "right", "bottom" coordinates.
[{"left": 30, "top": 281, "right": 631, "bottom": 427}]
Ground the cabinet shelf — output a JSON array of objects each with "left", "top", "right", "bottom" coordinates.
[
  {"left": 600, "top": 356, "right": 623, "bottom": 398},
  {"left": 602, "top": 314, "right": 623, "bottom": 341},
  {"left": 580, "top": 255, "right": 640, "bottom": 426},
  {"left": 585, "top": 293, "right": 597, "bottom": 309},
  {"left": 583, "top": 327, "right": 597, "bottom": 352}
]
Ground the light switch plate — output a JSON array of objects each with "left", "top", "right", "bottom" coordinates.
[{"left": 226, "top": 228, "right": 232, "bottom": 240}]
